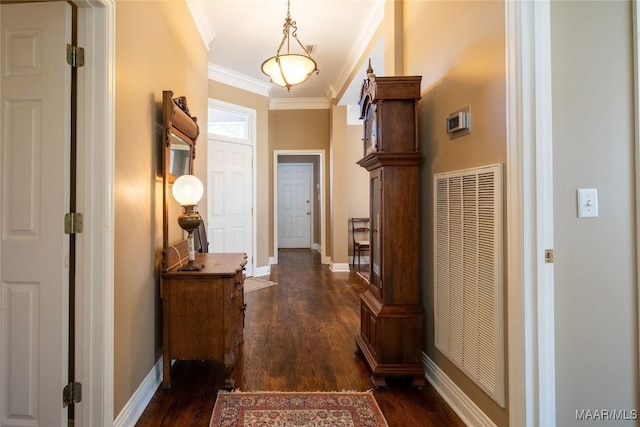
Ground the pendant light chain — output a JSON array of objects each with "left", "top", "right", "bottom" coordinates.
[{"left": 261, "top": 0, "right": 319, "bottom": 91}]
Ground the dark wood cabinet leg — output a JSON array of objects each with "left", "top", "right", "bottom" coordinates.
[{"left": 162, "top": 356, "right": 171, "bottom": 389}]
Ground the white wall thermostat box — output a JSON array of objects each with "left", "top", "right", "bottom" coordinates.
[
  {"left": 447, "top": 111, "right": 468, "bottom": 133},
  {"left": 447, "top": 105, "right": 471, "bottom": 139}
]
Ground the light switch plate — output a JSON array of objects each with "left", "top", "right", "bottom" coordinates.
[{"left": 577, "top": 188, "right": 598, "bottom": 218}]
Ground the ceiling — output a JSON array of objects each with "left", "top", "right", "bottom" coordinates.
[{"left": 187, "top": 0, "right": 385, "bottom": 116}]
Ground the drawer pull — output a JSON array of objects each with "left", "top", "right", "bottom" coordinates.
[{"left": 242, "top": 303, "right": 247, "bottom": 327}]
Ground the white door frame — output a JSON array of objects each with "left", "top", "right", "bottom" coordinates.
[
  {"left": 273, "top": 150, "right": 327, "bottom": 265},
  {"left": 505, "top": 0, "right": 555, "bottom": 425},
  {"left": 634, "top": 6, "right": 640, "bottom": 426},
  {"left": 277, "top": 162, "right": 314, "bottom": 249},
  {"left": 72, "top": 0, "right": 115, "bottom": 425},
  {"left": 207, "top": 98, "right": 257, "bottom": 276}
]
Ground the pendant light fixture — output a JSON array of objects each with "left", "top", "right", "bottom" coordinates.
[{"left": 261, "top": 0, "right": 319, "bottom": 91}]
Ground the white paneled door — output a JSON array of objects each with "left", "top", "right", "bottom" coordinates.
[
  {"left": 1, "top": 2, "right": 71, "bottom": 426},
  {"left": 208, "top": 139, "right": 253, "bottom": 276},
  {"left": 277, "top": 164, "right": 312, "bottom": 249}
]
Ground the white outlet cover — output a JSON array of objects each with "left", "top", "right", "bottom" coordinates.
[{"left": 577, "top": 188, "right": 598, "bottom": 218}]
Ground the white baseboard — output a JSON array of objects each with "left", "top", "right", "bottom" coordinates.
[
  {"left": 114, "top": 356, "right": 164, "bottom": 427},
  {"left": 312, "top": 244, "right": 332, "bottom": 265},
  {"left": 254, "top": 265, "right": 271, "bottom": 277},
  {"left": 423, "top": 353, "right": 496, "bottom": 427},
  {"left": 330, "top": 262, "right": 350, "bottom": 272},
  {"left": 269, "top": 256, "right": 276, "bottom": 265},
  {"left": 348, "top": 255, "right": 370, "bottom": 265}
]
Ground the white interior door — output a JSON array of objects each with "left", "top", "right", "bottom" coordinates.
[
  {"left": 208, "top": 139, "right": 253, "bottom": 276},
  {"left": 277, "top": 163, "right": 312, "bottom": 249},
  {"left": 0, "top": 2, "right": 71, "bottom": 426}
]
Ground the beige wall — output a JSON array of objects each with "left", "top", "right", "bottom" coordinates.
[
  {"left": 330, "top": 105, "right": 349, "bottom": 265},
  {"left": 551, "top": 1, "right": 637, "bottom": 425},
  {"left": 113, "top": 0, "right": 208, "bottom": 417},
  {"left": 402, "top": 1, "right": 638, "bottom": 426},
  {"left": 201, "top": 89, "right": 333, "bottom": 265},
  {"left": 405, "top": 1, "right": 508, "bottom": 425},
  {"left": 347, "top": 124, "right": 370, "bottom": 257},
  {"left": 270, "top": 109, "right": 331, "bottom": 257},
  {"left": 207, "top": 81, "right": 270, "bottom": 269}
]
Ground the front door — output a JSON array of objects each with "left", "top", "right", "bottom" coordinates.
[
  {"left": 0, "top": 2, "right": 72, "bottom": 426},
  {"left": 277, "top": 163, "right": 312, "bottom": 249},
  {"left": 208, "top": 139, "right": 254, "bottom": 276}
]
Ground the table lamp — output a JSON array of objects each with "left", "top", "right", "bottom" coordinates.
[{"left": 171, "top": 174, "right": 204, "bottom": 271}]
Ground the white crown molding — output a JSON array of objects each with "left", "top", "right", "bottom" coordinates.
[
  {"left": 326, "top": 85, "right": 337, "bottom": 101},
  {"left": 186, "top": 0, "right": 215, "bottom": 49},
  {"left": 208, "top": 63, "right": 272, "bottom": 97},
  {"left": 208, "top": 64, "right": 329, "bottom": 109},
  {"left": 331, "top": 0, "right": 384, "bottom": 98},
  {"left": 270, "top": 97, "right": 330, "bottom": 110}
]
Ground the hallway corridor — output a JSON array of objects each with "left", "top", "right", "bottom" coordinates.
[{"left": 136, "top": 249, "right": 463, "bottom": 426}]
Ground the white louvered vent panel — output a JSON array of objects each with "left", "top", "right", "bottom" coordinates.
[
  {"left": 448, "top": 176, "right": 464, "bottom": 366},
  {"left": 462, "top": 174, "right": 479, "bottom": 375},
  {"left": 434, "top": 178, "right": 450, "bottom": 354},
  {"left": 434, "top": 164, "right": 504, "bottom": 407}
]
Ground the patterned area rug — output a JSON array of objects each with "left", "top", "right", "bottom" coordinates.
[
  {"left": 244, "top": 277, "right": 277, "bottom": 293},
  {"left": 210, "top": 391, "right": 389, "bottom": 426}
]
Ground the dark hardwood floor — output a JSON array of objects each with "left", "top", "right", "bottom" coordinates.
[{"left": 136, "top": 249, "right": 464, "bottom": 427}]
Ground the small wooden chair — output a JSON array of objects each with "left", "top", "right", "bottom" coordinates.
[
  {"left": 351, "top": 218, "right": 370, "bottom": 271},
  {"left": 194, "top": 221, "right": 209, "bottom": 253}
]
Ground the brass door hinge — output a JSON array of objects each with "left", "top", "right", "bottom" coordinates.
[
  {"left": 545, "top": 249, "right": 554, "bottom": 264},
  {"left": 65, "top": 213, "right": 84, "bottom": 234},
  {"left": 66, "top": 44, "right": 85, "bottom": 67},
  {"left": 63, "top": 382, "right": 82, "bottom": 407}
]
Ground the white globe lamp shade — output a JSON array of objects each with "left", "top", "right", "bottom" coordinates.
[
  {"left": 262, "top": 54, "right": 318, "bottom": 88},
  {"left": 172, "top": 175, "right": 204, "bottom": 206}
]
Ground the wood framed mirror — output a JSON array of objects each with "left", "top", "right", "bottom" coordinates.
[
  {"left": 162, "top": 90, "right": 199, "bottom": 271},
  {"left": 163, "top": 90, "right": 198, "bottom": 183}
]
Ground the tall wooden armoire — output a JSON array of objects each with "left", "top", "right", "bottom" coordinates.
[{"left": 355, "top": 64, "right": 425, "bottom": 387}]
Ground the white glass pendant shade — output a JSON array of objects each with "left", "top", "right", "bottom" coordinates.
[
  {"left": 261, "top": 54, "right": 318, "bottom": 88},
  {"left": 172, "top": 174, "right": 203, "bottom": 206}
]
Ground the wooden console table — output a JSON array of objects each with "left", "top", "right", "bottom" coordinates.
[{"left": 161, "top": 252, "right": 247, "bottom": 389}]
